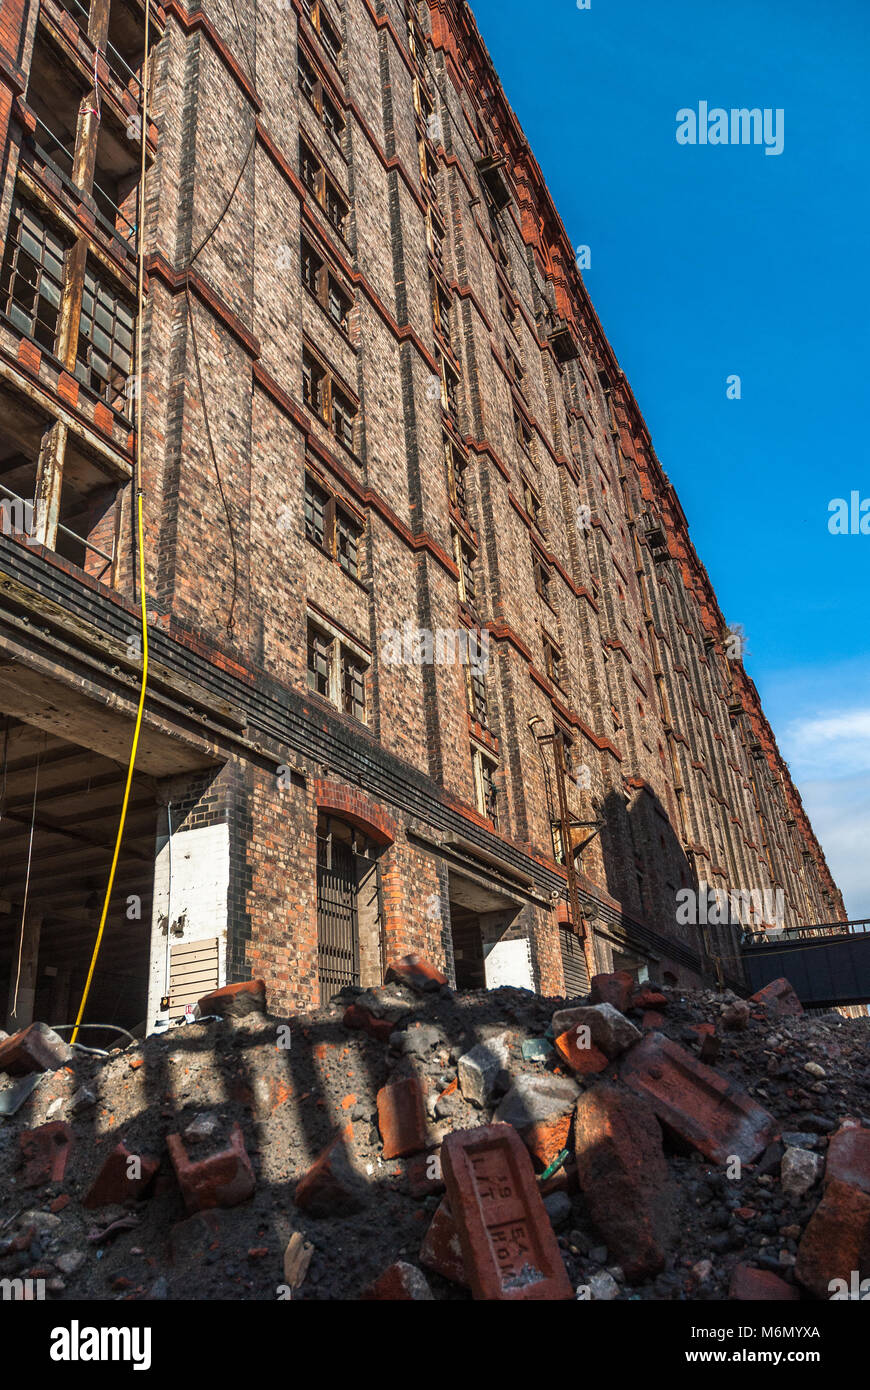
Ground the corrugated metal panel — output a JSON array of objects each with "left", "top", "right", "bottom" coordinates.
[
  {"left": 169, "top": 937, "right": 219, "bottom": 1013},
  {"left": 560, "top": 926, "right": 589, "bottom": 999}
]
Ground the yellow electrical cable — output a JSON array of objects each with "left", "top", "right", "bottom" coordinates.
[
  {"left": 71, "top": 491, "right": 149, "bottom": 1044},
  {"left": 71, "top": 2, "right": 150, "bottom": 1044}
]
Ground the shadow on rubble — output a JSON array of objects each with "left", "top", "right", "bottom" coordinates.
[{"left": 1, "top": 977, "right": 586, "bottom": 1301}]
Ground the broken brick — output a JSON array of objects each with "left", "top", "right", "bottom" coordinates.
[
  {"left": 343, "top": 1003, "right": 393, "bottom": 1042},
  {"left": 642, "top": 1011, "right": 665, "bottom": 1031},
  {"left": 729, "top": 1264, "right": 799, "bottom": 1301},
  {"left": 553, "top": 1030, "right": 609, "bottom": 1077},
  {"left": 18, "top": 1121, "right": 74, "bottom": 1188},
  {"left": 795, "top": 1179, "right": 870, "bottom": 1298},
  {"left": 82, "top": 1141, "right": 159, "bottom": 1209},
  {"left": 494, "top": 1073, "right": 579, "bottom": 1168},
  {"left": 0, "top": 1022, "right": 73, "bottom": 1076},
  {"left": 748, "top": 977, "right": 803, "bottom": 1019},
  {"left": 384, "top": 953, "right": 447, "bottom": 992},
  {"left": 574, "top": 1083, "right": 676, "bottom": 1279},
  {"left": 406, "top": 1151, "right": 445, "bottom": 1199},
  {"left": 166, "top": 1123, "right": 255, "bottom": 1213},
  {"left": 590, "top": 970, "right": 635, "bottom": 1013},
  {"left": 619, "top": 1030, "right": 774, "bottom": 1164},
  {"left": 630, "top": 988, "right": 668, "bottom": 1012},
  {"left": 362, "top": 1261, "right": 434, "bottom": 1300},
  {"left": 377, "top": 1076, "right": 427, "bottom": 1159},
  {"left": 441, "top": 1124, "right": 574, "bottom": 1300},
  {"left": 294, "top": 1127, "right": 369, "bottom": 1217},
  {"left": 419, "top": 1199, "right": 468, "bottom": 1287},
  {"left": 195, "top": 979, "right": 267, "bottom": 1020},
  {"left": 825, "top": 1123, "right": 870, "bottom": 1195}
]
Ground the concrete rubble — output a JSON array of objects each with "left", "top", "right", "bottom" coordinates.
[{"left": 1, "top": 960, "right": 869, "bottom": 1301}]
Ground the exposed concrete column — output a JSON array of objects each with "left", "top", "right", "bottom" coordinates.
[{"left": 5, "top": 912, "right": 43, "bottom": 1031}]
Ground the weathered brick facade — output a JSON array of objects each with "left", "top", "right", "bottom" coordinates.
[{"left": 0, "top": 0, "right": 844, "bottom": 1033}]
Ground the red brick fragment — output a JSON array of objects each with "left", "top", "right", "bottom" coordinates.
[
  {"left": 619, "top": 1030, "right": 774, "bottom": 1165},
  {"left": 795, "top": 1179, "right": 870, "bottom": 1298},
  {"left": 384, "top": 953, "right": 447, "bottom": 992},
  {"left": 82, "top": 1141, "right": 159, "bottom": 1208},
  {"left": 362, "top": 1261, "right": 434, "bottom": 1300},
  {"left": 642, "top": 1011, "right": 665, "bottom": 1031},
  {"left": 590, "top": 970, "right": 635, "bottom": 1013},
  {"left": 406, "top": 1151, "right": 445, "bottom": 1199},
  {"left": 419, "top": 1199, "right": 468, "bottom": 1287},
  {"left": 730, "top": 1264, "right": 799, "bottom": 1301},
  {"left": 166, "top": 1123, "right": 255, "bottom": 1213},
  {"left": 294, "top": 1127, "right": 368, "bottom": 1217},
  {"left": 377, "top": 1076, "right": 427, "bottom": 1159},
  {"left": 748, "top": 977, "right": 803, "bottom": 1019},
  {"left": 631, "top": 988, "right": 668, "bottom": 1011},
  {"left": 343, "top": 1003, "right": 393, "bottom": 1042},
  {"left": 825, "top": 1124, "right": 870, "bottom": 1195},
  {"left": 553, "top": 1030, "right": 608, "bottom": 1077},
  {"left": 441, "top": 1124, "right": 574, "bottom": 1301},
  {"left": 19, "top": 1122, "right": 74, "bottom": 1188},
  {"left": 574, "top": 1084, "right": 676, "bottom": 1279},
  {"left": 0, "top": 1022, "right": 72, "bottom": 1075},
  {"left": 195, "top": 979, "right": 266, "bottom": 1020}
]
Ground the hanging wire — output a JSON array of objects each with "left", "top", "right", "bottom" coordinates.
[{"left": 11, "top": 736, "right": 42, "bottom": 1020}]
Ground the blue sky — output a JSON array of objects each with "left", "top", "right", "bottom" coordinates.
[{"left": 472, "top": 0, "right": 869, "bottom": 917}]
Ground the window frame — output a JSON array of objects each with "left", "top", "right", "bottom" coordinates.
[
  {"left": 472, "top": 746, "right": 499, "bottom": 828},
  {"left": 306, "top": 616, "right": 368, "bottom": 723},
  {"left": 300, "top": 234, "right": 353, "bottom": 336},
  {"left": 302, "top": 343, "right": 359, "bottom": 454},
  {"left": 300, "top": 136, "right": 349, "bottom": 238},
  {"left": 297, "top": 43, "right": 345, "bottom": 149}
]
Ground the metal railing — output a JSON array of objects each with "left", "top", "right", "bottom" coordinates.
[
  {"left": 0, "top": 480, "right": 115, "bottom": 582},
  {"left": 742, "top": 918, "right": 870, "bottom": 948},
  {"left": 53, "top": 0, "right": 146, "bottom": 103},
  {"left": 30, "top": 114, "right": 138, "bottom": 247}
]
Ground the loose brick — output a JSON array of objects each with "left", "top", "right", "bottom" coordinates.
[
  {"left": 384, "top": 954, "right": 447, "bottom": 992},
  {"left": 343, "top": 1003, "right": 394, "bottom": 1042},
  {"left": 825, "top": 1124, "right": 870, "bottom": 1195},
  {"left": 294, "top": 1127, "right": 369, "bottom": 1217},
  {"left": 441, "top": 1124, "right": 574, "bottom": 1300},
  {"left": 166, "top": 1123, "right": 255, "bottom": 1213},
  {"left": 377, "top": 1076, "right": 427, "bottom": 1159},
  {"left": 748, "top": 977, "right": 803, "bottom": 1019},
  {"left": 362, "top": 1261, "right": 434, "bottom": 1300},
  {"left": 195, "top": 979, "right": 267, "bottom": 1020},
  {"left": 82, "top": 1141, "right": 159, "bottom": 1209},
  {"left": 574, "top": 1084, "right": 676, "bottom": 1278},
  {"left": 419, "top": 1199, "right": 468, "bottom": 1287},
  {"left": 590, "top": 970, "right": 635, "bottom": 1013},
  {"left": 795, "top": 1179, "right": 870, "bottom": 1298},
  {"left": 729, "top": 1264, "right": 799, "bottom": 1301},
  {"left": 0, "top": 1022, "right": 72, "bottom": 1076},
  {"left": 18, "top": 1122, "right": 74, "bottom": 1188},
  {"left": 554, "top": 1030, "right": 609, "bottom": 1076},
  {"left": 619, "top": 1030, "right": 774, "bottom": 1164},
  {"left": 494, "top": 1073, "right": 579, "bottom": 1168}
]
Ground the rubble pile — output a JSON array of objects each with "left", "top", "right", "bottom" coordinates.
[{"left": 1, "top": 961, "right": 869, "bottom": 1301}]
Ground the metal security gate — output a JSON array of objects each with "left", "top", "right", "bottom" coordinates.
[
  {"left": 560, "top": 925, "right": 589, "bottom": 998},
  {"left": 317, "top": 829, "right": 360, "bottom": 1003}
]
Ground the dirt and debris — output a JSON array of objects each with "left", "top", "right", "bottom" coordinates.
[{"left": 1, "top": 961, "right": 869, "bottom": 1301}]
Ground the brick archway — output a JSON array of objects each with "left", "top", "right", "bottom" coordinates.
[{"left": 314, "top": 780, "right": 397, "bottom": 847}]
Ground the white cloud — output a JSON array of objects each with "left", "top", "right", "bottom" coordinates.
[
  {"left": 798, "top": 775, "right": 870, "bottom": 921},
  {"left": 783, "top": 707, "right": 870, "bottom": 780}
]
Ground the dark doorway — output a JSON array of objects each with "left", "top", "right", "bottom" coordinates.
[
  {"left": 559, "top": 924, "right": 589, "bottom": 998},
  {"left": 316, "top": 819, "right": 360, "bottom": 1003},
  {"left": 450, "top": 905, "right": 487, "bottom": 990}
]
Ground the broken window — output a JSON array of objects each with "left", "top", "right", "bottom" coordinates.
[
  {"left": 302, "top": 345, "right": 358, "bottom": 453},
  {"left": 0, "top": 199, "right": 68, "bottom": 351},
  {"left": 307, "top": 618, "right": 368, "bottom": 723},
  {"left": 300, "top": 138, "right": 349, "bottom": 237},
  {"left": 466, "top": 654, "right": 489, "bottom": 728},
  {"left": 304, "top": 471, "right": 363, "bottom": 579},
  {"left": 75, "top": 263, "right": 135, "bottom": 413},
  {"left": 445, "top": 435, "right": 469, "bottom": 520},
  {"left": 542, "top": 632, "right": 565, "bottom": 688},
  {"left": 472, "top": 746, "right": 499, "bottom": 827},
  {"left": 301, "top": 235, "right": 352, "bottom": 334},
  {"left": 297, "top": 44, "right": 345, "bottom": 148},
  {"left": 453, "top": 529, "right": 477, "bottom": 609}
]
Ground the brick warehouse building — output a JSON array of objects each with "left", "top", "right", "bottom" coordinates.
[{"left": 0, "top": 0, "right": 844, "bottom": 1035}]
